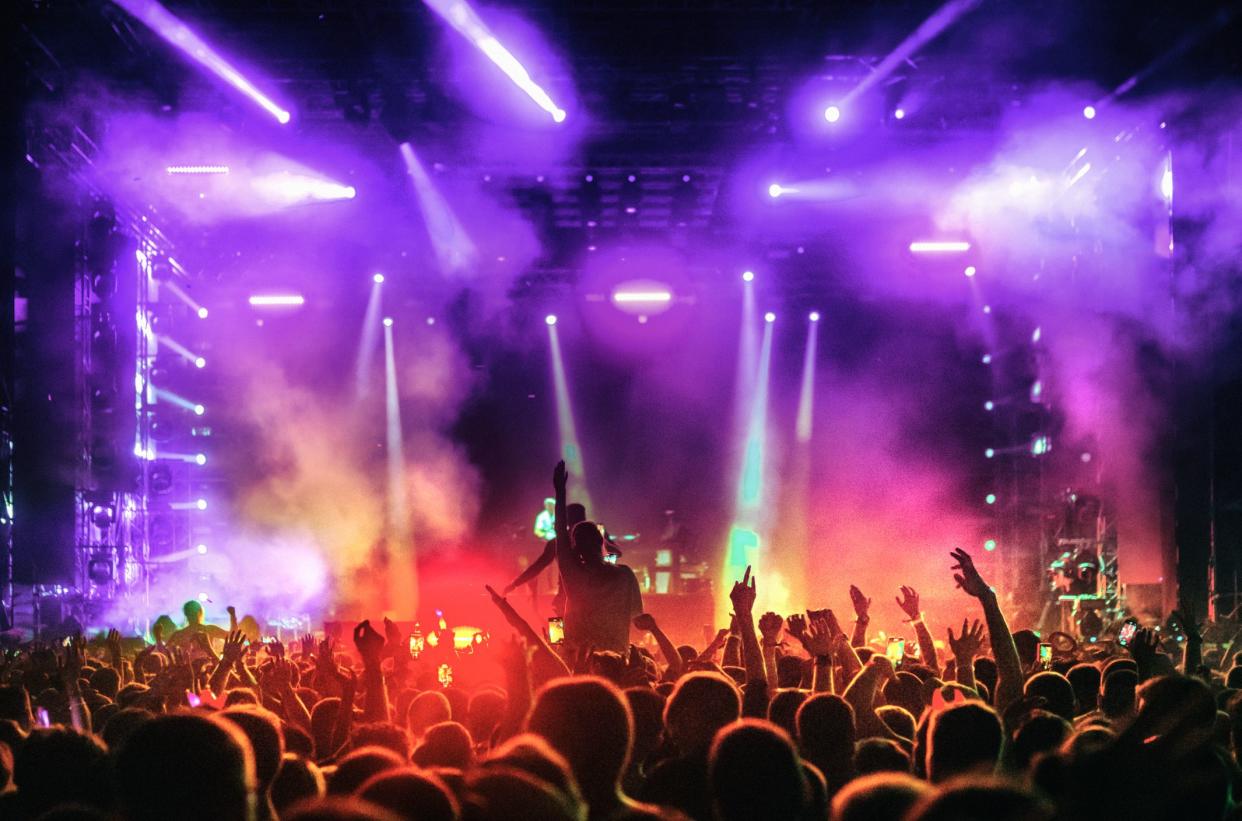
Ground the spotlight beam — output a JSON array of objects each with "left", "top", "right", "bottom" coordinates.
[
  {"left": 383, "top": 322, "right": 419, "bottom": 614},
  {"left": 156, "top": 335, "right": 204, "bottom": 367},
  {"left": 355, "top": 278, "right": 385, "bottom": 401},
  {"left": 796, "top": 317, "right": 819, "bottom": 443},
  {"left": 399, "top": 142, "right": 478, "bottom": 274},
  {"left": 422, "top": 0, "right": 567, "bottom": 122},
  {"left": 547, "top": 321, "right": 592, "bottom": 511},
  {"left": 840, "top": 0, "right": 984, "bottom": 108},
  {"left": 110, "top": 0, "right": 291, "bottom": 124}
]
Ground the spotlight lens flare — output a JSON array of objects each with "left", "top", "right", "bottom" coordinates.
[
  {"left": 985, "top": 493, "right": 997, "bottom": 504},
  {"left": 742, "top": 271, "right": 755, "bottom": 283},
  {"left": 196, "top": 307, "right": 209, "bottom": 319},
  {"left": 196, "top": 544, "right": 208, "bottom": 555},
  {"left": 382, "top": 317, "right": 394, "bottom": 327},
  {"left": 193, "top": 404, "right": 206, "bottom": 416},
  {"left": 809, "top": 311, "right": 821, "bottom": 322},
  {"left": 984, "top": 538, "right": 997, "bottom": 552},
  {"left": 964, "top": 266, "right": 977, "bottom": 277},
  {"left": 195, "top": 499, "right": 208, "bottom": 511},
  {"left": 373, "top": 273, "right": 385, "bottom": 284},
  {"left": 824, "top": 105, "right": 841, "bottom": 123},
  {"left": 194, "top": 357, "right": 206, "bottom": 368},
  {"left": 894, "top": 107, "right": 906, "bottom": 120},
  {"left": 545, "top": 314, "right": 558, "bottom": 326},
  {"left": 768, "top": 183, "right": 783, "bottom": 198},
  {"left": 1082, "top": 105, "right": 1097, "bottom": 119},
  {"left": 764, "top": 312, "right": 776, "bottom": 323},
  {"left": 195, "top": 453, "right": 207, "bottom": 466}
]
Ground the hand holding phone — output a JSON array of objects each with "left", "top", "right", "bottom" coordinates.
[
  {"left": 886, "top": 637, "right": 905, "bottom": 664},
  {"left": 547, "top": 617, "right": 565, "bottom": 645}
]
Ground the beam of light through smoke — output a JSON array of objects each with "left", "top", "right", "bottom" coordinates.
[
  {"left": 160, "top": 280, "right": 207, "bottom": 318},
  {"left": 151, "top": 387, "right": 203, "bottom": 414},
  {"left": 840, "top": 0, "right": 984, "bottom": 109},
  {"left": 722, "top": 314, "right": 775, "bottom": 616},
  {"left": 110, "top": 0, "right": 292, "bottom": 124},
  {"left": 355, "top": 278, "right": 385, "bottom": 401},
  {"left": 767, "top": 179, "right": 858, "bottom": 202},
  {"left": 384, "top": 321, "right": 419, "bottom": 615},
  {"left": 796, "top": 315, "right": 819, "bottom": 444},
  {"left": 399, "top": 142, "right": 479, "bottom": 275},
  {"left": 422, "top": 0, "right": 567, "bottom": 123},
  {"left": 249, "top": 172, "right": 356, "bottom": 205},
  {"left": 547, "top": 320, "right": 592, "bottom": 511},
  {"left": 156, "top": 335, "right": 205, "bottom": 368}
]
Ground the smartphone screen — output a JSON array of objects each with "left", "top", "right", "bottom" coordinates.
[
  {"left": 1038, "top": 642, "right": 1052, "bottom": 665},
  {"left": 603, "top": 553, "right": 619, "bottom": 565},
  {"left": 886, "top": 637, "right": 905, "bottom": 664},
  {"left": 547, "top": 617, "right": 565, "bottom": 645},
  {"left": 1118, "top": 619, "right": 1138, "bottom": 647},
  {"left": 36, "top": 707, "right": 51, "bottom": 728},
  {"left": 408, "top": 634, "right": 425, "bottom": 658},
  {"left": 437, "top": 663, "right": 453, "bottom": 686}
]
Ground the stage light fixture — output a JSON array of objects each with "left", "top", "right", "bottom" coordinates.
[
  {"left": 981, "top": 354, "right": 992, "bottom": 365},
  {"left": 985, "top": 493, "right": 996, "bottom": 504},
  {"left": 373, "top": 273, "right": 385, "bottom": 284},
  {"left": 984, "top": 400, "right": 994, "bottom": 411},
  {"left": 383, "top": 317, "right": 394, "bottom": 327},
  {"left": 824, "top": 105, "right": 841, "bottom": 123},
  {"left": 195, "top": 499, "right": 208, "bottom": 510},
  {"left": 194, "top": 357, "right": 206, "bottom": 368},
  {"left": 894, "top": 108, "right": 906, "bottom": 119},
  {"left": 742, "top": 271, "right": 755, "bottom": 283},
  {"left": 1082, "top": 105, "right": 1096, "bottom": 119},
  {"left": 982, "top": 305, "right": 991, "bottom": 314},
  {"left": 985, "top": 448, "right": 995, "bottom": 458},
  {"left": 166, "top": 165, "right": 230, "bottom": 175},
  {"left": 111, "top": 0, "right": 292, "bottom": 124},
  {"left": 983, "top": 538, "right": 997, "bottom": 551},
  {"left": 545, "top": 314, "right": 558, "bottom": 326},
  {"left": 196, "top": 543, "right": 208, "bottom": 554},
  {"left": 964, "top": 266, "right": 976, "bottom": 277},
  {"left": 809, "top": 311, "right": 821, "bottom": 322},
  {"left": 764, "top": 312, "right": 776, "bottom": 323},
  {"left": 909, "top": 240, "right": 971, "bottom": 253},
  {"left": 194, "top": 404, "right": 206, "bottom": 415},
  {"left": 195, "top": 453, "right": 207, "bottom": 465},
  {"left": 768, "top": 183, "right": 784, "bottom": 198},
  {"left": 197, "top": 307, "right": 209, "bottom": 319},
  {"left": 248, "top": 294, "right": 305, "bottom": 307}
]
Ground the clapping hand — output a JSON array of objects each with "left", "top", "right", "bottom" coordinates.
[{"left": 849, "top": 585, "right": 871, "bottom": 621}]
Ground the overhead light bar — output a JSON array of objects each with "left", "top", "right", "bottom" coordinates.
[
  {"left": 248, "top": 294, "right": 305, "bottom": 307},
  {"left": 110, "top": 0, "right": 292, "bottom": 125},
  {"left": 166, "top": 165, "right": 230, "bottom": 175},
  {"left": 611, "top": 290, "right": 672, "bottom": 304},
  {"left": 909, "top": 241, "right": 971, "bottom": 253},
  {"left": 422, "top": 0, "right": 567, "bottom": 123}
]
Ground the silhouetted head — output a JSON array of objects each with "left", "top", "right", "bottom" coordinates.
[
  {"left": 566, "top": 503, "right": 587, "bottom": 526},
  {"left": 664, "top": 672, "right": 741, "bottom": 756},
  {"left": 282, "top": 796, "right": 402, "bottom": 821},
  {"left": 526, "top": 676, "right": 632, "bottom": 804},
  {"left": 1006, "top": 710, "right": 1071, "bottom": 773},
  {"left": 484, "top": 732, "right": 582, "bottom": 804},
  {"left": 709, "top": 719, "right": 808, "bottom": 821},
  {"left": 877, "top": 705, "right": 917, "bottom": 742},
  {"left": 884, "top": 672, "right": 927, "bottom": 718},
  {"left": 14, "top": 727, "right": 112, "bottom": 817},
  {"left": 407, "top": 691, "right": 452, "bottom": 739},
  {"left": 466, "top": 689, "right": 507, "bottom": 746},
  {"left": 570, "top": 521, "right": 606, "bottom": 565},
  {"left": 906, "top": 776, "right": 1054, "bottom": 821},
  {"left": 767, "top": 689, "right": 808, "bottom": 739},
  {"left": 115, "top": 713, "right": 255, "bottom": 821},
  {"left": 414, "top": 721, "right": 475, "bottom": 770},
  {"left": 1066, "top": 664, "right": 1101, "bottom": 715},
  {"left": 1012, "top": 630, "right": 1040, "bottom": 668},
  {"left": 348, "top": 722, "right": 410, "bottom": 758},
  {"left": 271, "top": 755, "right": 325, "bottom": 816},
  {"left": 1024, "top": 672, "right": 1076, "bottom": 722},
  {"left": 359, "top": 767, "right": 459, "bottom": 821},
  {"left": 796, "top": 693, "right": 856, "bottom": 770},
  {"left": 624, "top": 687, "right": 666, "bottom": 769},
  {"left": 219, "top": 706, "right": 285, "bottom": 798},
  {"left": 89, "top": 666, "right": 120, "bottom": 700},
  {"left": 328, "top": 746, "right": 405, "bottom": 796},
  {"left": 926, "top": 702, "right": 1002, "bottom": 783},
  {"left": 152, "top": 615, "right": 177, "bottom": 640},
  {"left": 853, "top": 737, "right": 911, "bottom": 775},
  {"left": 1101, "top": 668, "right": 1138, "bottom": 719},
  {"left": 831, "top": 772, "right": 931, "bottom": 821},
  {"left": 183, "top": 600, "right": 204, "bottom": 625},
  {"left": 0, "top": 685, "right": 33, "bottom": 730},
  {"left": 462, "top": 766, "right": 581, "bottom": 821}
]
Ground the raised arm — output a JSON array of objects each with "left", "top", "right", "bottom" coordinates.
[
  {"left": 796, "top": 615, "right": 835, "bottom": 694},
  {"left": 842, "top": 655, "right": 902, "bottom": 741},
  {"left": 353, "top": 620, "right": 390, "bottom": 723},
  {"left": 729, "top": 566, "right": 766, "bottom": 685},
  {"left": 505, "top": 541, "right": 557, "bottom": 595},
  {"left": 485, "top": 585, "right": 570, "bottom": 679},
  {"left": 950, "top": 548, "right": 1022, "bottom": 712},
  {"left": 947, "top": 619, "right": 985, "bottom": 692},
  {"left": 757, "top": 612, "right": 783, "bottom": 694},
  {"left": 634, "top": 613, "right": 683, "bottom": 680},
  {"left": 896, "top": 586, "right": 939, "bottom": 674},
  {"left": 849, "top": 585, "right": 871, "bottom": 649},
  {"left": 551, "top": 461, "right": 584, "bottom": 590},
  {"left": 1173, "top": 610, "right": 1204, "bottom": 678}
]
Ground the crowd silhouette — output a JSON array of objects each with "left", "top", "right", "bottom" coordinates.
[{"left": 0, "top": 461, "right": 1234, "bottom": 820}]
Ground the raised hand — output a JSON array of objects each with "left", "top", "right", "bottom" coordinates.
[
  {"left": 1170, "top": 610, "right": 1203, "bottom": 644},
  {"left": 948, "top": 618, "right": 985, "bottom": 659},
  {"left": 106, "top": 628, "right": 124, "bottom": 658},
  {"left": 221, "top": 630, "right": 247, "bottom": 665},
  {"left": 758, "top": 612, "right": 784, "bottom": 643},
  {"left": 316, "top": 636, "right": 335, "bottom": 670},
  {"left": 383, "top": 618, "right": 403, "bottom": 656},
  {"left": 266, "top": 638, "right": 286, "bottom": 660},
  {"left": 1128, "top": 627, "right": 1161, "bottom": 663},
  {"left": 729, "top": 565, "right": 757, "bottom": 615},
  {"left": 786, "top": 613, "right": 807, "bottom": 640},
  {"left": 950, "top": 548, "right": 991, "bottom": 598},
  {"left": 632, "top": 613, "right": 658, "bottom": 632},
  {"left": 552, "top": 460, "right": 568, "bottom": 493},
  {"left": 849, "top": 585, "right": 871, "bottom": 621},
  {"left": 353, "top": 620, "right": 386, "bottom": 665},
  {"left": 896, "top": 586, "right": 922, "bottom": 621},
  {"left": 61, "top": 633, "right": 86, "bottom": 682},
  {"left": 799, "top": 616, "right": 834, "bottom": 657},
  {"left": 300, "top": 633, "right": 315, "bottom": 658}
]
